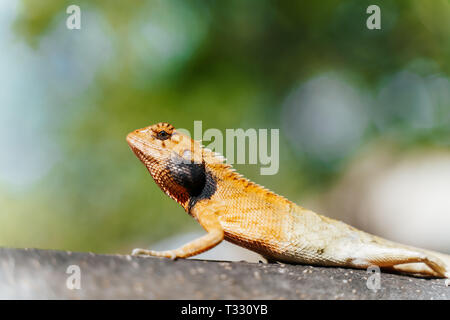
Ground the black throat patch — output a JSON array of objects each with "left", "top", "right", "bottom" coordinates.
[{"left": 165, "top": 155, "right": 217, "bottom": 212}]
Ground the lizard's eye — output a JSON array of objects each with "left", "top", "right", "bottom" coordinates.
[{"left": 157, "top": 130, "right": 170, "bottom": 140}]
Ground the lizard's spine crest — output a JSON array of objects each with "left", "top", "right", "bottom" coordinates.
[{"left": 201, "top": 146, "right": 292, "bottom": 204}]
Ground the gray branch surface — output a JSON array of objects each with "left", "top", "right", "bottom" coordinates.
[{"left": 0, "top": 247, "right": 448, "bottom": 299}]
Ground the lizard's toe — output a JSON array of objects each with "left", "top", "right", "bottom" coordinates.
[
  {"left": 131, "top": 248, "right": 147, "bottom": 256},
  {"left": 168, "top": 251, "right": 177, "bottom": 260}
]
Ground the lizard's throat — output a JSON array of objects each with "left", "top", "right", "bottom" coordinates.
[{"left": 131, "top": 147, "right": 192, "bottom": 209}]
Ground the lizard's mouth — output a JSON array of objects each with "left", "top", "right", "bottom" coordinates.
[
  {"left": 127, "top": 133, "right": 161, "bottom": 155},
  {"left": 126, "top": 134, "right": 160, "bottom": 170}
]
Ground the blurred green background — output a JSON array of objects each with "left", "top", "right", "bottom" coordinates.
[{"left": 0, "top": 0, "right": 449, "bottom": 255}]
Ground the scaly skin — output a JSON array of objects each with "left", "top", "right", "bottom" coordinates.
[{"left": 126, "top": 122, "right": 450, "bottom": 279}]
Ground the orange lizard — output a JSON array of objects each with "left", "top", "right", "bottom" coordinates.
[{"left": 127, "top": 122, "right": 450, "bottom": 280}]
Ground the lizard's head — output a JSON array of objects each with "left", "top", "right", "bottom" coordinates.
[{"left": 126, "top": 122, "right": 212, "bottom": 209}]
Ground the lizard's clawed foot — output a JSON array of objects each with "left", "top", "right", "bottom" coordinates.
[
  {"left": 131, "top": 248, "right": 178, "bottom": 260},
  {"left": 131, "top": 248, "right": 149, "bottom": 256}
]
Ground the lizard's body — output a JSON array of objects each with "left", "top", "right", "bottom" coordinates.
[{"left": 127, "top": 122, "right": 450, "bottom": 279}]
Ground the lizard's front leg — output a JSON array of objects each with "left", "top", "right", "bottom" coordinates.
[{"left": 132, "top": 204, "right": 224, "bottom": 259}]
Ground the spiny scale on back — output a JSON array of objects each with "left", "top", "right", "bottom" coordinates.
[{"left": 127, "top": 122, "right": 450, "bottom": 280}]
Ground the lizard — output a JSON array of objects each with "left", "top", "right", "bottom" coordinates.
[{"left": 126, "top": 122, "right": 450, "bottom": 279}]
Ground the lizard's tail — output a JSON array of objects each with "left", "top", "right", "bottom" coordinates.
[
  {"left": 412, "top": 248, "right": 450, "bottom": 277},
  {"left": 374, "top": 235, "right": 450, "bottom": 277}
]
